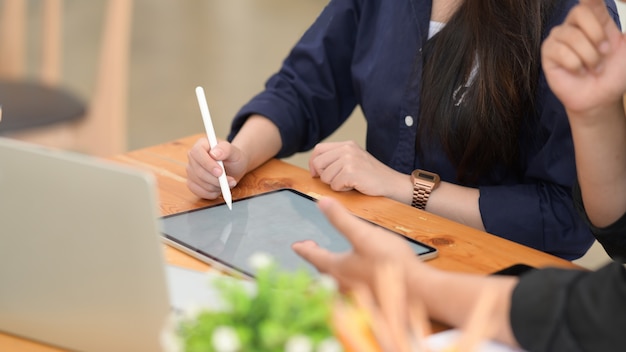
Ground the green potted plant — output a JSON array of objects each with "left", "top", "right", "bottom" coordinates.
[{"left": 161, "top": 253, "right": 342, "bottom": 352}]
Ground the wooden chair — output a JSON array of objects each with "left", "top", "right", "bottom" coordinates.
[{"left": 0, "top": 0, "right": 132, "bottom": 156}]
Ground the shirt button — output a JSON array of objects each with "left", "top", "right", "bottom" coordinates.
[{"left": 404, "top": 115, "right": 414, "bottom": 127}]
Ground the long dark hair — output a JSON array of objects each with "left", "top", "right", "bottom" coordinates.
[{"left": 418, "top": 0, "right": 558, "bottom": 184}]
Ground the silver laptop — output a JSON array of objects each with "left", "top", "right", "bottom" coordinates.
[{"left": 0, "top": 138, "right": 221, "bottom": 352}]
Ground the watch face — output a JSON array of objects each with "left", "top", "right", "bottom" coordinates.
[
  {"left": 418, "top": 171, "right": 436, "bottom": 181},
  {"left": 411, "top": 169, "right": 439, "bottom": 210},
  {"left": 412, "top": 170, "right": 440, "bottom": 189}
]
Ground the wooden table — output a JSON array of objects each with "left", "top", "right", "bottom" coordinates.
[
  {"left": 123, "top": 134, "right": 578, "bottom": 273},
  {"left": 0, "top": 134, "right": 580, "bottom": 351}
]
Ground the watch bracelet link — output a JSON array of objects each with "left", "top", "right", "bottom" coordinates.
[{"left": 411, "top": 186, "right": 430, "bottom": 210}]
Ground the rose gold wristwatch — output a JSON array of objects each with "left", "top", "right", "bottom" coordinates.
[{"left": 410, "top": 169, "right": 441, "bottom": 210}]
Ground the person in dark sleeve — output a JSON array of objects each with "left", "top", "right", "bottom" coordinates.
[
  {"left": 548, "top": 0, "right": 626, "bottom": 259},
  {"left": 186, "top": 0, "right": 622, "bottom": 260},
  {"left": 507, "top": 0, "right": 626, "bottom": 348},
  {"left": 293, "top": 2, "right": 626, "bottom": 351},
  {"left": 573, "top": 182, "right": 626, "bottom": 260},
  {"left": 294, "top": 197, "right": 626, "bottom": 351}
]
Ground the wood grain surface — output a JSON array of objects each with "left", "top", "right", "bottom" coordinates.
[{"left": 112, "top": 134, "right": 579, "bottom": 274}]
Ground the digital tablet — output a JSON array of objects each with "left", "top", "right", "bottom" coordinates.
[{"left": 160, "top": 188, "right": 438, "bottom": 279}]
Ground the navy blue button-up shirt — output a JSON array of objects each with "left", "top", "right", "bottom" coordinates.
[{"left": 228, "top": 0, "right": 621, "bottom": 259}]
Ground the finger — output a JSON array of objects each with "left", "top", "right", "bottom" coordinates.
[
  {"left": 312, "top": 145, "right": 360, "bottom": 187},
  {"left": 543, "top": 43, "right": 584, "bottom": 74},
  {"left": 187, "top": 138, "right": 210, "bottom": 169},
  {"left": 210, "top": 140, "right": 240, "bottom": 164},
  {"left": 193, "top": 137, "right": 211, "bottom": 153},
  {"left": 566, "top": 5, "right": 611, "bottom": 54},
  {"left": 309, "top": 141, "right": 354, "bottom": 176},
  {"left": 309, "top": 142, "right": 341, "bottom": 177},
  {"left": 317, "top": 197, "right": 378, "bottom": 250},
  {"left": 186, "top": 178, "right": 220, "bottom": 199},
  {"left": 187, "top": 153, "right": 220, "bottom": 185},
  {"left": 226, "top": 175, "right": 237, "bottom": 188},
  {"left": 189, "top": 144, "right": 226, "bottom": 179},
  {"left": 374, "top": 262, "right": 412, "bottom": 352},
  {"left": 549, "top": 24, "right": 604, "bottom": 72},
  {"left": 321, "top": 162, "right": 355, "bottom": 192},
  {"left": 308, "top": 154, "right": 322, "bottom": 178},
  {"left": 308, "top": 145, "right": 320, "bottom": 177},
  {"left": 579, "top": 0, "right": 612, "bottom": 27},
  {"left": 317, "top": 158, "right": 343, "bottom": 188},
  {"left": 292, "top": 240, "right": 335, "bottom": 273},
  {"left": 311, "top": 141, "right": 342, "bottom": 156},
  {"left": 579, "top": 0, "right": 623, "bottom": 48}
]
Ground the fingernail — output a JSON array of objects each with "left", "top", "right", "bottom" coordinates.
[
  {"left": 599, "top": 41, "right": 610, "bottom": 54},
  {"left": 212, "top": 167, "right": 222, "bottom": 177},
  {"left": 594, "top": 63, "right": 604, "bottom": 74},
  {"left": 228, "top": 179, "right": 237, "bottom": 188},
  {"left": 210, "top": 148, "right": 223, "bottom": 159}
]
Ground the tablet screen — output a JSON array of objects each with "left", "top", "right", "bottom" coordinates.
[{"left": 160, "top": 189, "right": 437, "bottom": 278}]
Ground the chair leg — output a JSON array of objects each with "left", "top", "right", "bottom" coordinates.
[
  {"left": 0, "top": 0, "right": 133, "bottom": 157},
  {"left": 76, "top": 0, "right": 133, "bottom": 157},
  {"left": 0, "top": 0, "right": 27, "bottom": 79},
  {"left": 41, "top": 0, "right": 63, "bottom": 86}
]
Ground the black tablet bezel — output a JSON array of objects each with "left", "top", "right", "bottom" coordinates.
[{"left": 160, "top": 188, "right": 438, "bottom": 279}]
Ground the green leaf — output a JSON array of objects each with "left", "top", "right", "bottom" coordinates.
[{"left": 174, "top": 256, "right": 338, "bottom": 352}]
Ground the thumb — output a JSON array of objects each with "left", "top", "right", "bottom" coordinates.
[{"left": 209, "top": 140, "right": 231, "bottom": 161}]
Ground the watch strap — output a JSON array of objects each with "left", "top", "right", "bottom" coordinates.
[
  {"left": 411, "top": 169, "right": 440, "bottom": 210},
  {"left": 411, "top": 186, "right": 431, "bottom": 210}
]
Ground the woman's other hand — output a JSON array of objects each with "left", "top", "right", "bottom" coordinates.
[{"left": 308, "top": 141, "right": 411, "bottom": 202}]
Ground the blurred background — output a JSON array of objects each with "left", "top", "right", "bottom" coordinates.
[{"left": 12, "top": 0, "right": 626, "bottom": 269}]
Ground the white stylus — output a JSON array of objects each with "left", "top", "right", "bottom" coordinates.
[{"left": 195, "top": 86, "right": 233, "bottom": 210}]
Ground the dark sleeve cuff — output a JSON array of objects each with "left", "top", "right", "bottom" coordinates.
[
  {"left": 572, "top": 182, "right": 626, "bottom": 260},
  {"left": 511, "top": 262, "right": 626, "bottom": 352}
]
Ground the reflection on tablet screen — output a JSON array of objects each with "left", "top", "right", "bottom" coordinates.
[{"left": 161, "top": 189, "right": 437, "bottom": 278}]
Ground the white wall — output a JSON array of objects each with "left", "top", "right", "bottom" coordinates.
[{"left": 619, "top": 1, "right": 626, "bottom": 30}]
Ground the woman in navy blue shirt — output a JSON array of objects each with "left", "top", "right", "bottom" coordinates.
[
  {"left": 295, "top": 2, "right": 626, "bottom": 349},
  {"left": 186, "top": 0, "right": 620, "bottom": 259}
]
